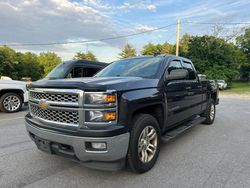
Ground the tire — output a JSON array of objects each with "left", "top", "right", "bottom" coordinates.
[
  {"left": 201, "top": 98, "right": 215, "bottom": 125},
  {"left": 0, "top": 93, "right": 23, "bottom": 113},
  {"left": 127, "top": 114, "right": 161, "bottom": 173}
]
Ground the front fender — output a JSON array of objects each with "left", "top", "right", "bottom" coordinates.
[{"left": 118, "top": 88, "right": 165, "bottom": 129}]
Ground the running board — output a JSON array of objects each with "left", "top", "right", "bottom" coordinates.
[{"left": 161, "top": 116, "right": 206, "bottom": 143}]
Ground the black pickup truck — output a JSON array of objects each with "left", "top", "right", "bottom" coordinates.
[{"left": 25, "top": 55, "right": 219, "bottom": 173}]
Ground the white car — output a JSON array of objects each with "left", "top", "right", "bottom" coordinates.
[
  {"left": 217, "top": 80, "right": 227, "bottom": 90},
  {"left": 0, "top": 80, "right": 29, "bottom": 113}
]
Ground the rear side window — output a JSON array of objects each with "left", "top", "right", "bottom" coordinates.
[
  {"left": 71, "top": 67, "right": 83, "bottom": 78},
  {"left": 167, "top": 60, "right": 183, "bottom": 74},
  {"left": 182, "top": 61, "right": 196, "bottom": 80},
  {"left": 83, "top": 68, "right": 100, "bottom": 77},
  {"left": 70, "top": 67, "right": 101, "bottom": 78}
]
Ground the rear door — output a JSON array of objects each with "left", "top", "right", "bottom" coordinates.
[
  {"left": 181, "top": 60, "right": 203, "bottom": 116},
  {"left": 164, "top": 60, "right": 190, "bottom": 126}
]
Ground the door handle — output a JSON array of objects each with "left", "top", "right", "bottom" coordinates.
[{"left": 185, "top": 86, "right": 191, "bottom": 90}]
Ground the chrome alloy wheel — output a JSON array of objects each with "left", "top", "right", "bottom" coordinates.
[
  {"left": 210, "top": 103, "right": 215, "bottom": 120},
  {"left": 138, "top": 125, "right": 158, "bottom": 163},
  {"left": 3, "top": 95, "right": 21, "bottom": 112}
]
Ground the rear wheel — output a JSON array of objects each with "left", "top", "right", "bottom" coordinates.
[
  {"left": 127, "top": 114, "right": 160, "bottom": 173},
  {"left": 201, "top": 99, "right": 215, "bottom": 125},
  {"left": 0, "top": 93, "right": 23, "bottom": 113}
]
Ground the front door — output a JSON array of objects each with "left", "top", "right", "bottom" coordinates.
[{"left": 164, "top": 60, "right": 190, "bottom": 127}]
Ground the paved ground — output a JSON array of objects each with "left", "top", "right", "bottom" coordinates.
[{"left": 0, "top": 98, "right": 250, "bottom": 188}]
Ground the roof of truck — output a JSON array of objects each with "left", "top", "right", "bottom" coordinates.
[
  {"left": 119, "top": 54, "right": 192, "bottom": 63},
  {"left": 65, "top": 59, "right": 108, "bottom": 67}
]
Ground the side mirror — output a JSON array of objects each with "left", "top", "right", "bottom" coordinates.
[{"left": 165, "top": 69, "right": 188, "bottom": 81}]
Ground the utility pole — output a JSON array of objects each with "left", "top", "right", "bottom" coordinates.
[{"left": 175, "top": 19, "right": 180, "bottom": 56}]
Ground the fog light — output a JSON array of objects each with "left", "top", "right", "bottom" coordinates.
[{"left": 91, "top": 142, "right": 107, "bottom": 150}]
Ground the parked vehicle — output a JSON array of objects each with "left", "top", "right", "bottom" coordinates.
[
  {"left": 45, "top": 59, "right": 107, "bottom": 80},
  {"left": 25, "top": 55, "right": 219, "bottom": 173},
  {"left": 0, "top": 76, "right": 12, "bottom": 80},
  {"left": 216, "top": 80, "right": 227, "bottom": 90},
  {"left": 0, "top": 80, "right": 28, "bottom": 113}
]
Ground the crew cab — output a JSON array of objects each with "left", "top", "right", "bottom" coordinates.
[
  {"left": 45, "top": 59, "right": 107, "bottom": 80},
  {"left": 25, "top": 55, "right": 219, "bottom": 173},
  {"left": 0, "top": 80, "right": 28, "bottom": 112}
]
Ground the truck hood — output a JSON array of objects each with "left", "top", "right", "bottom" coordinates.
[
  {"left": 0, "top": 80, "right": 26, "bottom": 86},
  {"left": 31, "top": 77, "right": 159, "bottom": 91}
]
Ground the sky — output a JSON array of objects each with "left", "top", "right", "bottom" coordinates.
[{"left": 0, "top": 0, "right": 250, "bottom": 62}]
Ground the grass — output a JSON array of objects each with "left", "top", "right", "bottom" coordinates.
[{"left": 222, "top": 81, "right": 250, "bottom": 94}]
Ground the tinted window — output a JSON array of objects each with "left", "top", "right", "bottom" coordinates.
[
  {"left": 168, "top": 60, "right": 183, "bottom": 73},
  {"left": 95, "top": 57, "right": 163, "bottom": 78},
  {"left": 71, "top": 67, "right": 83, "bottom": 78},
  {"left": 182, "top": 61, "right": 196, "bottom": 80},
  {"left": 46, "top": 61, "right": 72, "bottom": 79},
  {"left": 84, "top": 68, "right": 100, "bottom": 77}
]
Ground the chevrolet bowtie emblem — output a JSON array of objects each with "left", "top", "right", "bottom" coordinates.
[{"left": 38, "top": 99, "right": 49, "bottom": 110}]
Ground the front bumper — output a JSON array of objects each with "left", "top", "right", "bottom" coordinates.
[{"left": 25, "top": 119, "right": 130, "bottom": 171}]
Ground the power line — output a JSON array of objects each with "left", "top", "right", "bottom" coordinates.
[
  {"left": 1, "top": 23, "right": 177, "bottom": 47},
  {"left": 185, "top": 21, "right": 250, "bottom": 25},
  {"left": 1, "top": 21, "right": 250, "bottom": 47}
]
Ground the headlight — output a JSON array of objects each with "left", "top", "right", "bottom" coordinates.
[
  {"left": 85, "top": 92, "right": 116, "bottom": 106},
  {"left": 84, "top": 91, "right": 117, "bottom": 124},
  {"left": 85, "top": 110, "right": 116, "bottom": 122}
]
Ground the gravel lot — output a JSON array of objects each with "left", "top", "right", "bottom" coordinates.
[{"left": 0, "top": 98, "right": 250, "bottom": 188}]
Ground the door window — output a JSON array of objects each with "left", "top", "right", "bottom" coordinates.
[
  {"left": 68, "top": 67, "right": 101, "bottom": 78},
  {"left": 71, "top": 67, "right": 83, "bottom": 78},
  {"left": 83, "top": 68, "right": 101, "bottom": 77},
  {"left": 182, "top": 61, "right": 196, "bottom": 80},
  {"left": 167, "top": 60, "right": 183, "bottom": 74}
]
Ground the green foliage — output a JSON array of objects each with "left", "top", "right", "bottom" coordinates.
[
  {"left": 222, "top": 81, "right": 250, "bottom": 94},
  {"left": 0, "top": 46, "right": 58, "bottom": 81},
  {"left": 0, "top": 46, "right": 18, "bottom": 79},
  {"left": 74, "top": 51, "right": 97, "bottom": 61},
  {"left": 186, "top": 35, "right": 247, "bottom": 83},
  {"left": 142, "top": 42, "right": 175, "bottom": 55},
  {"left": 236, "top": 27, "right": 250, "bottom": 79},
  {"left": 38, "top": 52, "right": 61, "bottom": 77},
  {"left": 119, "top": 43, "right": 136, "bottom": 59},
  {"left": 15, "top": 52, "right": 44, "bottom": 81}
]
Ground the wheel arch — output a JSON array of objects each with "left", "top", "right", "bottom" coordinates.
[
  {"left": 131, "top": 104, "right": 165, "bottom": 132},
  {"left": 0, "top": 89, "right": 24, "bottom": 102}
]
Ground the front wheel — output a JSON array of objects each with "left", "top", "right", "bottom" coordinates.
[
  {"left": 127, "top": 114, "right": 160, "bottom": 173},
  {"left": 0, "top": 93, "right": 23, "bottom": 113},
  {"left": 201, "top": 99, "right": 216, "bottom": 125}
]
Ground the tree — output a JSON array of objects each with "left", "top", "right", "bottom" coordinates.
[
  {"left": 179, "top": 34, "right": 193, "bottom": 56},
  {"left": 74, "top": 51, "right": 97, "bottom": 61},
  {"left": 38, "top": 52, "right": 61, "bottom": 77},
  {"left": 236, "top": 27, "right": 250, "bottom": 80},
  {"left": 119, "top": 43, "right": 136, "bottom": 59},
  {"left": 161, "top": 42, "right": 175, "bottom": 54},
  {"left": 0, "top": 46, "right": 45, "bottom": 81},
  {"left": 142, "top": 43, "right": 161, "bottom": 55},
  {"left": 16, "top": 52, "right": 44, "bottom": 81},
  {"left": 142, "top": 42, "right": 175, "bottom": 56},
  {"left": 186, "top": 35, "right": 247, "bottom": 83},
  {"left": 0, "top": 46, "right": 18, "bottom": 79}
]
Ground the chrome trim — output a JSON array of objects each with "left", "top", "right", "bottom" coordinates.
[
  {"left": 29, "top": 88, "right": 84, "bottom": 107},
  {"left": 29, "top": 101, "right": 81, "bottom": 127},
  {"left": 28, "top": 88, "right": 118, "bottom": 128}
]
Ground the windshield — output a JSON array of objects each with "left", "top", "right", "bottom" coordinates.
[
  {"left": 46, "top": 61, "right": 72, "bottom": 79},
  {"left": 95, "top": 57, "right": 163, "bottom": 78}
]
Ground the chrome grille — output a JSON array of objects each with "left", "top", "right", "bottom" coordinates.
[
  {"left": 29, "top": 91, "right": 78, "bottom": 103},
  {"left": 30, "top": 103, "right": 79, "bottom": 126}
]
